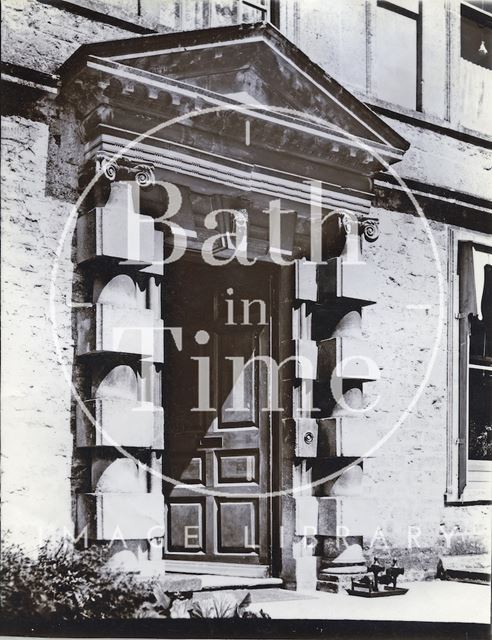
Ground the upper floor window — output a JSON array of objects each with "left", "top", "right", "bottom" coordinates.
[
  {"left": 373, "top": 0, "right": 422, "bottom": 111},
  {"left": 455, "top": 242, "right": 492, "bottom": 500},
  {"left": 76, "top": 0, "right": 272, "bottom": 30},
  {"left": 240, "top": 0, "right": 269, "bottom": 23},
  {"left": 461, "top": 2, "right": 492, "bottom": 70}
]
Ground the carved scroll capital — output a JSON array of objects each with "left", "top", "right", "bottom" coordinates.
[
  {"left": 133, "top": 164, "right": 155, "bottom": 187},
  {"left": 360, "top": 217, "right": 380, "bottom": 242},
  {"left": 95, "top": 153, "right": 118, "bottom": 181},
  {"left": 339, "top": 213, "right": 379, "bottom": 243},
  {"left": 93, "top": 153, "right": 155, "bottom": 186},
  {"left": 79, "top": 154, "right": 156, "bottom": 208},
  {"left": 340, "top": 212, "right": 357, "bottom": 236}
]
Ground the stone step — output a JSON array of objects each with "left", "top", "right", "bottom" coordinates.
[
  {"left": 191, "top": 575, "right": 283, "bottom": 592},
  {"left": 192, "top": 587, "right": 313, "bottom": 604},
  {"left": 437, "top": 554, "right": 491, "bottom": 584},
  {"left": 152, "top": 572, "right": 282, "bottom": 594},
  {"left": 317, "top": 570, "right": 368, "bottom": 594}
]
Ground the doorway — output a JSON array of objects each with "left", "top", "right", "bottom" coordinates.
[{"left": 163, "top": 258, "right": 276, "bottom": 576}]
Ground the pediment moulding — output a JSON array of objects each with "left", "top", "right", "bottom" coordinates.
[
  {"left": 63, "top": 62, "right": 398, "bottom": 182},
  {"left": 59, "top": 23, "right": 407, "bottom": 146},
  {"left": 59, "top": 23, "right": 409, "bottom": 191}
]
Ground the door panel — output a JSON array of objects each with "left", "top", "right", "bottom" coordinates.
[
  {"left": 170, "top": 455, "right": 205, "bottom": 484},
  {"left": 218, "top": 331, "right": 258, "bottom": 427},
  {"left": 163, "top": 260, "right": 273, "bottom": 567},
  {"left": 217, "top": 500, "right": 258, "bottom": 553},
  {"left": 167, "top": 500, "right": 205, "bottom": 552},
  {"left": 216, "top": 451, "right": 258, "bottom": 484}
]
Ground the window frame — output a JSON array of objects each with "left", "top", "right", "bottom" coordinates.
[
  {"left": 370, "top": 0, "right": 423, "bottom": 112},
  {"left": 447, "top": 228, "right": 492, "bottom": 504},
  {"left": 239, "top": 0, "right": 270, "bottom": 23},
  {"left": 461, "top": 2, "right": 492, "bottom": 70}
]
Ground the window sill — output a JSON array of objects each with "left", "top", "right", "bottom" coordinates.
[{"left": 445, "top": 491, "right": 492, "bottom": 507}]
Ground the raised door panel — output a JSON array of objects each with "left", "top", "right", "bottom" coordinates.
[
  {"left": 216, "top": 451, "right": 259, "bottom": 484},
  {"left": 218, "top": 329, "right": 258, "bottom": 428},
  {"left": 167, "top": 500, "right": 205, "bottom": 553},
  {"left": 216, "top": 500, "right": 259, "bottom": 554}
]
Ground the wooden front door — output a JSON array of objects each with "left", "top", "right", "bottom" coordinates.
[{"left": 163, "top": 259, "right": 273, "bottom": 573}]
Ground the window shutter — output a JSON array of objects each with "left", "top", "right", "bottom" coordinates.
[
  {"left": 457, "top": 243, "right": 474, "bottom": 496},
  {"left": 457, "top": 313, "right": 469, "bottom": 498},
  {"left": 459, "top": 242, "right": 479, "bottom": 317}
]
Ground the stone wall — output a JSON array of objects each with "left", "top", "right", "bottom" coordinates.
[
  {"left": 360, "top": 208, "right": 490, "bottom": 578},
  {"left": 380, "top": 118, "right": 492, "bottom": 200},
  {"left": 1, "top": 114, "right": 75, "bottom": 552},
  {"left": 1, "top": 0, "right": 136, "bottom": 75}
]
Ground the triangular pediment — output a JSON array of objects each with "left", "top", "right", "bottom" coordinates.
[{"left": 61, "top": 23, "right": 409, "bottom": 158}]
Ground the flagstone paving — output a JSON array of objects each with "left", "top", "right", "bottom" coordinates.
[{"left": 244, "top": 581, "right": 490, "bottom": 624}]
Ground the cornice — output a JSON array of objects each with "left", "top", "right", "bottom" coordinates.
[
  {"left": 84, "top": 129, "right": 373, "bottom": 216},
  {"left": 79, "top": 56, "right": 405, "bottom": 169},
  {"left": 374, "top": 178, "right": 492, "bottom": 235},
  {"left": 58, "top": 22, "right": 409, "bottom": 151}
]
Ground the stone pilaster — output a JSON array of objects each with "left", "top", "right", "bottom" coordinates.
[
  {"left": 75, "top": 159, "right": 165, "bottom": 567},
  {"left": 293, "top": 213, "right": 381, "bottom": 592}
]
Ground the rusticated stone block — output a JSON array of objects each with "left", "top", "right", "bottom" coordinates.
[
  {"left": 317, "top": 416, "right": 381, "bottom": 457},
  {"left": 91, "top": 456, "right": 148, "bottom": 493},
  {"left": 295, "top": 496, "right": 319, "bottom": 536},
  {"left": 77, "top": 181, "right": 164, "bottom": 275},
  {"left": 76, "top": 304, "right": 164, "bottom": 361},
  {"left": 77, "top": 492, "right": 164, "bottom": 540},
  {"left": 76, "top": 397, "right": 164, "bottom": 448},
  {"left": 317, "top": 337, "right": 379, "bottom": 381},
  {"left": 318, "top": 496, "right": 376, "bottom": 537},
  {"left": 319, "top": 464, "right": 364, "bottom": 497},
  {"left": 296, "top": 258, "right": 377, "bottom": 305},
  {"left": 295, "top": 338, "right": 318, "bottom": 379}
]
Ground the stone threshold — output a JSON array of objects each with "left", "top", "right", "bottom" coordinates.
[
  {"left": 134, "top": 563, "right": 283, "bottom": 593},
  {"left": 188, "top": 574, "right": 283, "bottom": 592}
]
